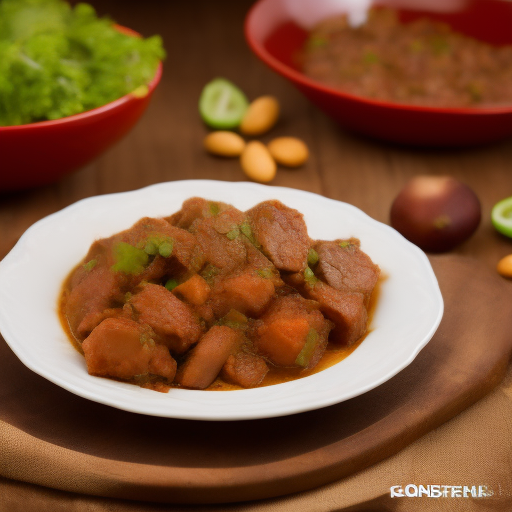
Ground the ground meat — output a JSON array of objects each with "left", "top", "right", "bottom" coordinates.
[{"left": 301, "top": 7, "right": 512, "bottom": 107}]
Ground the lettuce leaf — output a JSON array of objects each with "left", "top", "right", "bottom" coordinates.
[{"left": 0, "top": 0, "right": 165, "bottom": 126}]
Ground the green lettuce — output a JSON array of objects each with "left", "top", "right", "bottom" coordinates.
[{"left": 0, "top": 0, "right": 165, "bottom": 126}]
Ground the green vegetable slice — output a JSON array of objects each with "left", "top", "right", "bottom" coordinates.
[
  {"left": 226, "top": 227, "right": 240, "bottom": 240},
  {"left": 199, "top": 78, "right": 248, "bottom": 129},
  {"left": 240, "top": 220, "right": 260, "bottom": 247},
  {"left": 492, "top": 197, "right": 512, "bottom": 238},
  {"left": 304, "top": 266, "right": 318, "bottom": 286},
  {"left": 165, "top": 279, "right": 178, "bottom": 291},
  {"left": 111, "top": 242, "right": 148, "bottom": 275},
  {"left": 307, "top": 248, "right": 319, "bottom": 266},
  {"left": 158, "top": 241, "right": 174, "bottom": 258},
  {"left": 83, "top": 259, "right": 97, "bottom": 271},
  {"left": 257, "top": 268, "right": 274, "bottom": 279},
  {"left": 295, "top": 328, "right": 319, "bottom": 368}
]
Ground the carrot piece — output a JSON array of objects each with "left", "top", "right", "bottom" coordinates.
[
  {"left": 172, "top": 274, "right": 210, "bottom": 306},
  {"left": 256, "top": 317, "right": 310, "bottom": 366}
]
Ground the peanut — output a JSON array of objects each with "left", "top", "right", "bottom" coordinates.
[
  {"left": 240, "top": 96, "right": 280, "bottom": 136},
  {"left": 268, "top": 137, "right": 309, "bottom": 167},
  {"left": 204, "top": 131, "right": 245, "bottom": 157},
  {"left": 497, "top": 254, "right": 512, "bottom": 278},
  {"left": 240, "top": 141, "right": 277, "bottom": 183}
]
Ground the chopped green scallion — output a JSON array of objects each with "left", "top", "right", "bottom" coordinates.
[
  {"left": 165, "top": 279, "right": 178, "bottom": 291},
  {"left": 158, "top": 240, "right": 174, "bottom": 258},
  {"left": 307, "top": 36, "right": 328, "bottom": 49},
  {"left": 431, "top": 36, "right": 450, "bottom": 55},
  {"left": 363, "top": 51, "right": 379, "bottom": 64},
  {"left": 257, "top": 268, "right": 274, "bottom": 279},
  {"left": 240, "top": 221, "right": 252, "bottom": 238},
  {"left": 111, "top": 242, "right": 149, "bottom": 275},
  {"left": 295, "top": 328, "right": 319, "bottom": 367},
  {"left": 307, "top": 248, "right": 319, "bottom": 266},
  {"left": 240, "top": 220, "right": 260, "bottom": 247},
  {"left": 304, "top": 266, "right": 318, "bottom": 286},
  {"left": 209, "top": 202, "right": 220, "bottom": 216},
  {"left": 144, "top": 241, "right": 158, "bottom": 255},
  {"left": 226, "top": 227, "right": 240, "bottom": 240},
  {"left": 409, "top": 40, "right": 423, "bottom": 53},
  {"left": 201, "top": 264, "right": 219, "bottom": 283},
  {"left": 83, "top": 259, "right": 97, "bottom": 271}
]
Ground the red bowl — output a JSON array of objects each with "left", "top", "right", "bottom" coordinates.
[
  {"left": 245, "top": 0, "right": 512, "bottom": 147},
  {"left": 0, "top": 25, "right": 162, "bottom": 192}
]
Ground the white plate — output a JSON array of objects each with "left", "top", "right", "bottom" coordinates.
[{"left": 0, "top": 180, "right": 443, "bottom": 421}]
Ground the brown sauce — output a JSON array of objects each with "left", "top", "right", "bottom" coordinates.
[
  {"left": 61, "top": 198, "right": 383, "bottom": 393},
  {"left": 206, "top": 275, "right": 383, "bottom": 391},
  {"left": 59, "top": 271, "right": 384, "bottom": 392}
]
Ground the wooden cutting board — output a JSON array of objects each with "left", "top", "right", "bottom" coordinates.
[{"left": 1, "top": 255, "right": 511, "bottom": 504}]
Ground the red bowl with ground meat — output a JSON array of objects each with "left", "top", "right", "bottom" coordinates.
[
  {"left": 0, "top": 26, "right": 162, "bottom": 192},
  {"left": 245, "top": 0, "right": 512, "bottom": 147}
]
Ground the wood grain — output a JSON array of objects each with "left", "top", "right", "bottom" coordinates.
[
  {"left": 0, "top": 255, "right": 511, "bottom": 503},
  {"left": 1, "top": 0, "right": 512, "bottom": 273},
  {"left": 1, "top": 0, "right": 512, "bottom": 504}
]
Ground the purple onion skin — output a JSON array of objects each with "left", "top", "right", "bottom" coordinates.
[{"left": 390, "top": 176, "right": 481, "bottom": 253}]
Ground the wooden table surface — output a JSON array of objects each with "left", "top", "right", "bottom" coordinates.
[
  {"left": 2, "top": 0, "right": 512, "bottom": 272},
  {"left": 1, "top": 0, "right": 512, "bottom": 507}
]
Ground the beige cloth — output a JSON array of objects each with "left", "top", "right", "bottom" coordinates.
[
  {"left": 1, "top": 255, "right": 512, "bottom": 511},
  {"left": 2, "top": 372, "right": 512, "bottom": 511}
]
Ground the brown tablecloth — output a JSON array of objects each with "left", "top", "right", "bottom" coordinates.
[
  {"left": 1, "top": 368, "right": 512, "bottom": 512},
  {"left": 1, "top": 255, "right": 512, "bottom": 511}
]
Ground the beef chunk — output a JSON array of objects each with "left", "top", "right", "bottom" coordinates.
[
  {"left": 82, "top": 318, "right": 176, "bottom": 382},
  {"left": 243, "top": 239, "right": 284, "bottom": 288},
  {"left": 221, "top": 352, "right": 269, "bottom": 388},
  {"left": 129, "top": 283, "right": 202, "bottom": 354},
  {"left": 176, "top": 326, "right": 241, "bottom": 389},
  {"left": 190, "top": 208, "right": 247, "bottom": 272},
  {"left": 308, "top": 282, "right": 368, "bottom": 346},
  {"left": 208, "top": 267, "right": 275, "bottom": 319},
  {"left": 121, "top": 217, "right": 205, "bottom": 278},
  {"left": 255, "top": 295, "right": 332, "bottom": 368},
  {"left": 284, "top": 271, "right": 368, "bottom": 346},
  {"left": 247, "top": 200, "right": 310, "bottom": 272},
  {"left": 314, "top": 239, "right": 380, "bottom": 307},
  {"left": 66, "top": 265, "right": 124, "bottom": 340},
  {"left": 166, "top": 198, "right": 233, "bottom": 230},
  {"left": 148, "top": 344, "right": 178, "bottom": 380}
]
